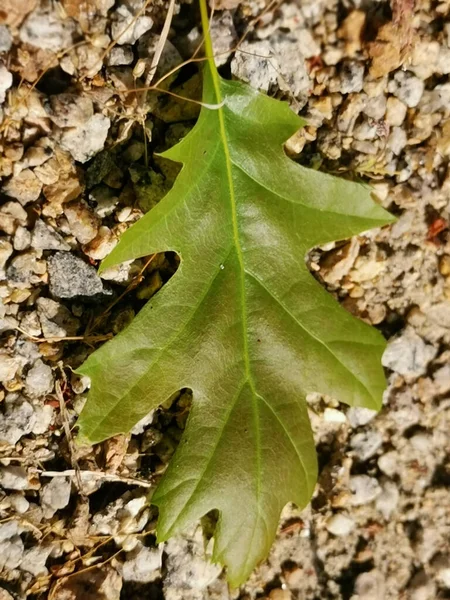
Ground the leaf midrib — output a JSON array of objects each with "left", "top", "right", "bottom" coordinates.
[{"left": 209, "top": 66, "right": 263, "bottom": 522}]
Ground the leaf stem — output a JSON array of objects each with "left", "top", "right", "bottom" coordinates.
[{"left": 199, "top": 0, "right": 217, "bottom": 75}]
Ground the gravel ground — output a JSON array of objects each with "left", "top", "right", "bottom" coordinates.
[{"left": 0, "top": 0, "right": 449, "bottom": 598}]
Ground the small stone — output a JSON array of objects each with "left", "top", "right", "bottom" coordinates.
[
  {"left": 9, "top": 493, "right": 29, "bottom": 514},
  {"left": 326, "top": 513, "right": 355, "bottom": 536},
  {"left": 20, "top": 309, "right": 41, "bottom": 337},
  {"left": 0, "top": 239, "right": 13, "bottom": 279},
  {"left": 111, "top": 3, "right": 153, "bottom": 45},
  {"left": 269, "top": 590, "right": 291, "bottom": 600},
  {"left": 31, "top": 219, "right": 70, "bottom": 251},
  {"left": 354, "top": 570, "right": 386, "bottom": 600},
  {"left": 382, "top": 328, "right": 437, "bottom": 378},
  {"left": 3, "top": 169, "right": 43, "bottom": 205},
  {"left": 13, "top": 226, "right": 32, "bottom": 251},
  {"left": 89, "top": 185, "right": 120, "bottom": 218},
  {"left": 25, "top": 359, "right": 54, "bottom": 397},
  {"left": 347, "top": 407, "right": 377, "bottom": 428},
  {"left": 0, "top": 466, "right": 29, "bottom": 490},
  {"left": 0, "top": 353, "right": 22, "bottom": 385},
  {"left": 340, "top": 61, "right": 365, "bottom": 93},
  {"left": 83, "top": 226, "right": 117, "bottom": 260},
  {"left": 283, "top": 566, "right": 303, "bottom": 588},
  {"left": 6, "top": 250, "right": 47, "bottom": 288},
  {"left": 20, "top": 545, "right": 52, "bottom": 577},
  {"left": 363, "top": 95, "right": 387, "bottom": 120},
  {"left": 0, "top": 201, "right": 28, "bottom": 235},
  {"left": 0, "top": 395, "right": 36, "bottom": 445},
  {"left": 40, "top": 477, "right": 71, "bottom": 518},
  {"left": 64, "top": 200, "right": 100, "bottom": 244},
  {"left": 433, "top": 364, "right": 450, "bottom": 395},
  {"left": 428, "top": 302, "right": 450, "bottom": 330},
  {"left": 388, "top": 126, "right": 407, "bottom": 155},
  {"left": 378, "top": 451, "right": 399, "bottom": 477},
  {"left": 209, "top": 11, "right": 238, "bottom": 67},
  {"left": 350, "top": 430, "right": 383, "bottom": 461},
  {"left": 163, "top": 530, "right": 222, "bottom": 593},
  {"left": 122, "top": 544, "right": 162, "bottom": 583},
  {"left": 231, "top": 40, "right": 278, "bottom": 93},
  {"left": 439, "top": 255, "right": 450, "bottom": 277},
  {"left": 0, "top": 523, "right": 24, "bottom": 571},
  {"left": 0, "top": 25, "right": 13, "bottom": 53},
  {"left": 22, "top": 142, "right": 53, "bottom": 168},
  {"left": 60, "top": 113, "right": 111, "bottom": 163},
  {"left": 32, "top": 404, "right": 53, "bottom": 435},
  {"left": 47, "top": 251, "right": 106, "bottom": 299},
  {"left": 323, "top": 407, "right": 347, "bottom": 423},
  {"left": 409, "top": 570, "right": 436, "bottom": 600},
  {"left": 348, "top": 475, "right": 381, "bottom": 506},
  {"left": 432, "top": 555, "right": 450, "bottom": 589},
  {"left": 46, "top": 93, "right": 93, "bottom": 129},
  {"left": 337, "top": 95, "right": 364, "bottom": 134},
  {"left": 386, "top": 96, "right": 408, "bottom": 127},
  {"left": 0, "top": 63, "right": 12, "bottom": 104},
  {"left": 20, "top": 7, "right": 76, "bottom": 51},
  {"left": 231, "top": 38, "right": 310, "bottom": 102},
  {"left": 37, "top": 297, "right": 79, "bottom": 338},
  {"left": 388, "top": 71, "right": 425, "bottom": 108},
  {"left": 375, "top": 480, "right": 399, "bottom": 519},
  {"left": 106, "top": 46, "right": 134, "bottom": 66}
]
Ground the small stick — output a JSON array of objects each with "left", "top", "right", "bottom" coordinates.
[
  {"left": 146, "top": 0, "right": 176, "bottom": 86},
  {"left": 55, "top": 373, "right": 86, "bottom": 496},
  {"left": 39, "top": 469, "right": 153, "bottom": 489}
]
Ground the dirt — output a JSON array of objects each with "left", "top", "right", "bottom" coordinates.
[{"left": 0, "top": 0, "right": 449, "bottom": 599}]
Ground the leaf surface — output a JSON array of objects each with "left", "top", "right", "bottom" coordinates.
[{"left": 77, "top": 56, "right": 393, "bottom": 584}]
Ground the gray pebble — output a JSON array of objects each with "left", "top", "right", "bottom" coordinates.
[
  {"left": 107, "top": 45, "right": 134, "bottom": 66},
  {"left": 0, "top": 25, "right": 12, "bottom": 54},
  {"left": 375, "top": 480, "right": 399, "bottom": 519},
  {"left": 0, "top": 466, "right": 29, "bottom": 490},
  {"left": 40, "top": 477, "right": 71, "bottom": 518},
  {"left": 25, "top": 359, "right": 54, "bottom": 398},
  {"left": 0, "top": 396, "right": 36, "bottom": 445},
  {"left": 47, "top": 251, "right": 107, "bottom": 299},
  {"left": 347, "top": 406, "right": 377, "bottom": 428},
  {"left": 36, "top": 297, "right": 79, "bottom": 338},
  {"left": 348, "top": 475, "right": 381, "bottom": 506},
  {"left": 340, "top": 61, "right": 365, "bottom": 94},
  {"left": 350, "top": 430, "right": 383, "bottom": 461},
  {"left": 388, "top": 71, "right": 425, "bottom": 108},
  {"left": 382, "top": 328, "right": 437, "bottom": 378},
  {"left": 31, "top": 219, "right": 70, "bottom": 251}
]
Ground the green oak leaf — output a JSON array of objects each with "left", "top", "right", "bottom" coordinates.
[{"left": 77, "top": 26, "right": 394, "bottom": 585}]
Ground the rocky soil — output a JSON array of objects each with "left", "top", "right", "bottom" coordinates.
[{"left": 0, "top": 0, "right": 449, "bottom": 598}]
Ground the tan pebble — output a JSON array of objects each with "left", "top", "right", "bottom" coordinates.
[
  {"left": 10, "top": 289, "right": 31, "bottom": 303},
  {"left": 349, "top": 285, "right": 364, "bottom": 298},
  {"left": 4, "top": 143, "right": 24, "bottom": 161},
  {"left": 283, "top": 566, "right": 303, "bottom": 588},
  {"left": 386, "top": 96, "right": 407, "bottom": 127},
  {"left": 39, "top": 343, "right": 64, "bottom": 361},
  {"left": 269, "top": 590, "right": 291, "bottom": 600},
  {"left": 439, "top": 255, "right": 450, "bottom": 276}
]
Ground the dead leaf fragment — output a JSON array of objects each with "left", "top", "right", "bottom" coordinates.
[
  {"left": 10, "top": 43, "right": 58, "bottom": 83},
  {"left": 338, "top": 10, "right": 366, "bottom": 57},
  {"left": 367, "top": 0, "right": 415, "bottom": 77}
]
